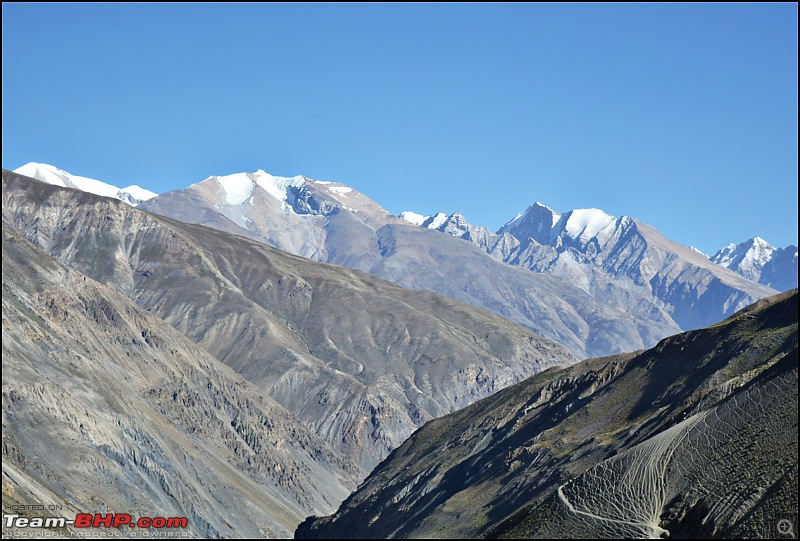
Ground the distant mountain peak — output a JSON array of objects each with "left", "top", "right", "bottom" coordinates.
[
  {"left": 498, "top": 202, "right": 561, "bottom": 241},
  {"left": 532, "top": 201, "right": 557, "bottom": 212},
  {"left": 13, "top": 162, "right": 157, "bottom": 206},
  {"left": 711, "top": 237, "right": 777, "bottom": 268},
  {"left": 752, "top": 236, "right": 771, "bottom": 247},
  {"left": 711, "top": 236, "right": 797, "bottom": 290}
]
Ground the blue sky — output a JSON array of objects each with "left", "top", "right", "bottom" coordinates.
[{"left": 3, "top": 3, "right": 797, "bottom": 254}]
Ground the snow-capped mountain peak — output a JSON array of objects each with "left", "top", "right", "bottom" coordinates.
[
  {"left": 712, "top": 237, "right": 776, "bottom": 266},
  {"left": 752, "top": 236, "right": 771, "bottom": 248},
  {"left": 13, "top": 162, "right": 157, "bottom": 206},
  {"left": 497, "top": 202, "right": 562, "bottom": 244},
  {"left": 711, "top": 237, "right": 779, "bottom": 284},
  {"left": 710, "top": 236, "right": 796, "bottom": 291}
]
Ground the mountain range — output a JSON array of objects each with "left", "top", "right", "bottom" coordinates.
[
  {"left": 404, "top": 203, "right": 796, "bottom": 328},
  {"left": 2, "top": 163, "right": 797, "bottom": 539},
  {"left": 17, "top": 165, "right": 793, "bottom": 361},
  {"left": 16, "top": 165, "right": 794, "bottom": 312}
]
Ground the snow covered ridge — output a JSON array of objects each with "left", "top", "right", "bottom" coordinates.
[
  {"left": 13, "top": 162, "right": 157, "bottom": 207},
  {"left": 398, "top": 211, "right": 450, "bottom": 230},
  {"left": 407, "top": 202, "right": 620, "bottom": 244},
  {"left": 689, "top": 246, "right": 708, "bottom": 258},
  {"left": 208, "top": 169, "right": 359, "bottom": 215},
  {"left": 401, "top": 201, "right": 796, "bottom": 291}
]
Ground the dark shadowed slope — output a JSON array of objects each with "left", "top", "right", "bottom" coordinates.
[{"left": 296, "top": 291, "right": 797, "bottom": 539}]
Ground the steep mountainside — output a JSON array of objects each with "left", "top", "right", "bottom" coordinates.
[
  {"left": 2, "top": 169, "right": 570, "bottom": 473},
  {"left": 297, "top": 291, "right": 798, "bottom": 539},
  {"left": 139, "top": 170, "right": 681, "bottom": 358},
  {"left": 1, "top": 223, "right": 360, "bottom": 538},
  {"left": 711, "top": 237, "right": 798, "bottom": 293}
]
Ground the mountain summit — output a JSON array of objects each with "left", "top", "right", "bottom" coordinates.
[{"left": 711, "top": 237, "right": 798, "bottom": 292}]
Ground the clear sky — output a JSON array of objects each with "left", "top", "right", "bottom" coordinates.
[{"left": 3, "top": 3, "right": 797, "bottom": 254}]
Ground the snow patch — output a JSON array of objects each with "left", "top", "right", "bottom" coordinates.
[
  {"left": 563, "top": 208, "right": 616, "bottom": 240},
  {"left": 215, "top": 172, "right": 255, "bottom": 205},
  {"left": 327, "top": 185, "right": 353, "bottom": 197},
  {"left": 427, "top": 212, "right": 448, "bottom": 230},
  {"left": 253, "top": 170, "right": 305, "bottom": 205},
  {"left": 400, "top": 211, "right": 428, "bottom": 226}
]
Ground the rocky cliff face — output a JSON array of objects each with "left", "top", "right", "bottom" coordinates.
[
  {"left": 296, "top": 291, "right": 798, "bottom": 539},
  {"left": 2, "top": 169, "right": 571, "bottom": 478}
]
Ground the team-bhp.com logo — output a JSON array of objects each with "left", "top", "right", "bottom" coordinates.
[{"left": 4, "top": 513, "right": 188, "bottom": 530}]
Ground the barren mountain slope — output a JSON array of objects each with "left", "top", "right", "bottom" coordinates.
[
  {"left": 1, "top": 223, "right": 360, "bottom": 539},
  {"left": 296, "top": 291, "right": 797, "bottom": 539},
  {"left": 2, "top": 169, "right": 571, "bottom": 472}
]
